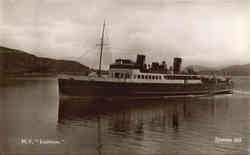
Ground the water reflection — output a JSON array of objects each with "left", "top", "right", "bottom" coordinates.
[
  {"left": 0, "top": 77, "right": 249, "bottom": 154},
  {"left": 58, "top": 94, "right": 249, "bottom": 155},
  {"left": 97, "top": 116, "right": 102, "bottom": 155}
]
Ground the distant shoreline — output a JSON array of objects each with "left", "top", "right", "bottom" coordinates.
[
  {"left": 0, "top": 46, "right": 250, "bottom": 77},
  {"left": 1, "top": 72, "right": 88, "bottom": 79}
]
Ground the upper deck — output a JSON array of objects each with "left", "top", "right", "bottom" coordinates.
[
  {"left": 108, "top": 68, "right": 202, "bottom": 84},
  {"left": 108, "top": 55, "right": 203, "bottom": 84},
  {"left": 108, "top": 55, "right": 229, "bottom": 84}
]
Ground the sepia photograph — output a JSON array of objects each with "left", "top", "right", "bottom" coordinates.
[{"left": 0, "top": 0, "right": 249, "bottom": 154}]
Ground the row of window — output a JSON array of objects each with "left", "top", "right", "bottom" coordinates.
[
  {"left": 164, "top": 75, "right": 201, "bottom": 80},
  {"left": 135, "top": 74, "right": 162, "bottom": 80},
  {"left": 112, "top": 72, "right": 162, "bottom": 80},
  {"left": 112, "top": 72, "right": 201, "bottom": 80},
  {"left": 114, "top": 73, "right": 130, "bottom": 79}
]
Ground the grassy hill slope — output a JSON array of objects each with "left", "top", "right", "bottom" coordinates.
[{"left": 0, "top": 46, "right": 90, "bottom": 76}]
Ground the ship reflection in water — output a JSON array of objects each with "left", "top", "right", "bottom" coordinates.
[
  {"left": 0, "top": 77, "right": 249, "bottom": 155},
  {"left": 58, "top": 91, "right": 250, "bottom": 155}
]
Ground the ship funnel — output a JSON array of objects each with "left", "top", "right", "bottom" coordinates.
[
  {"left": 136, "top": 54, "right": 146, "bottom": 71},
  {"left": 152, "top": 62, "right": 160, "bottom": 71},
  {"left": 173, "top": 57, "right": 182, "bottom": 74}
]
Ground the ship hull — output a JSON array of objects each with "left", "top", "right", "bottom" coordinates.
[{"left": 58, "top": 78, "right": 233, "bottom": 100}]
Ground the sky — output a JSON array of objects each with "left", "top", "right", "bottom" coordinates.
[{"left": 0, "top": 0, "right": 249, "bottom": 69}]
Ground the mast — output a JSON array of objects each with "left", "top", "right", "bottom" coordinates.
[{"left": 98, "top": 21, "right": 106, "bottom": 77}]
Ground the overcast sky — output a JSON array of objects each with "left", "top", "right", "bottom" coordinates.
[{"left": 0, "top": 0, "right": 249, "bottom": 68}]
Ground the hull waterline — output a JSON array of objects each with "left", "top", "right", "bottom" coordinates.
[{"left": 58, "top": 78, "right": 233, "bottom": 101}]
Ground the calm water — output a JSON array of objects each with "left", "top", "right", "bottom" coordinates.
[{"left": 0, "top": 76, "right": 250, "bottom": 155}]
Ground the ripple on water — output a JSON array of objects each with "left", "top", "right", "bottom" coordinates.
[{"left": 2, "top": 77, "right": 250, "bottom": 155}]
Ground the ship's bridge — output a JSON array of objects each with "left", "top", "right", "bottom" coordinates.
[
  {"left": 109, "top": 58, "right": 138, "bottom": 69},
  {"left": 109, "top": 68, "right": 139, "bottom": 79},
  {"left": 109, "top": 58, "right": 139, "bottom": 79}
]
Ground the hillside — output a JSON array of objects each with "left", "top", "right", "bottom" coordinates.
[
  {"left": 221, "top": 64, "right": 250, "bottom": 76},
  {"left": 185, "top": 64, "right": 250, "bottom": 76},
  {"left": 184, "top": 65, "right": 217, "bottom": 72},
  {"left": 0, "top": 46, "right": 90, "bottom": 76}
]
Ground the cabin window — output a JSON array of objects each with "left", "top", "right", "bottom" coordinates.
[
  {"left": 159, "top": 76, "right": 162, "bottom": 80},
  {"left": 125, "top": 73, "right": 129, "bottom": 79},
  {"left": 138, "top": 75, "right": 141, "bottom": 79},
  {"left": 145, "top": 75, "right": 148, "bottom": 79},
  {"left": 149, "top": 75, "right": 151, "bottom": 79},
  {"left": 152, "top": 76, "right": 155, "bottom": 80},
  {"left": 156, "top": 76, "right": 158, "bottom": 80},
  {"left": 142, "top": 75, "right": 144, "bottom": 79},
  {"left": 115, "top": 73, "right": 120, "bottom": 78},
  {"left": 165, "top": 75, "right": 173, "bottom": 79},
  {"left": 120, "top": 73, "right": 124, "bottom": 78}
]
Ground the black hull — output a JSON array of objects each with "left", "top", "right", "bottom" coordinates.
[{"left": 58, "top": 79, "right": 233, "bottom": 99}]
